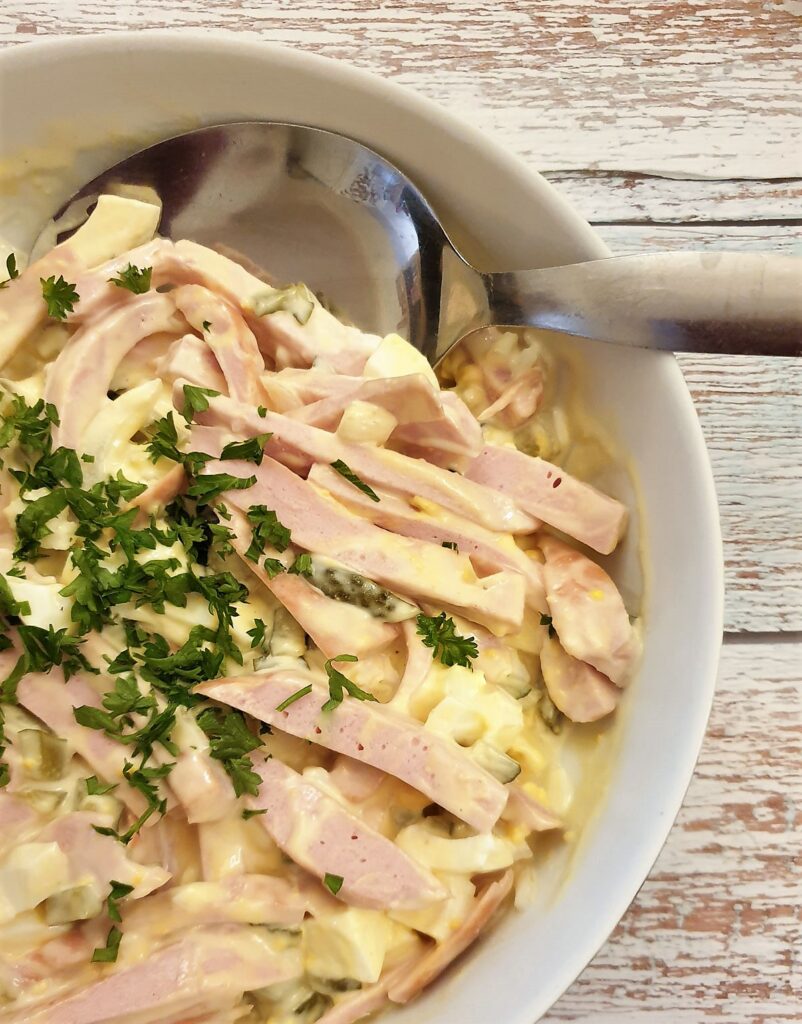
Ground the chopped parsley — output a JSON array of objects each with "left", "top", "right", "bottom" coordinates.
[
  {"left": 2, "top": 624, "right": 96, "bottom": 704},
  {"left": 242, "top": 808, "right": 267, "bottom": 820},
  {"left": 288, "top": 552, "right": 312, "bottom": 578},
  {"left": 40, "top": 274, "right": 79, "bottom": 320},
  {"left": 247, "top": 618, "right": 267, "bottom": 649},
  {"left": 540, "top": 613, "right": 556, "bottom": 638},
  {"left": 187, "top": 472, "right": 256, "bottom": 505},
  {"left": 323, "top": 872, "right": 344, "bottom": 896},
  {"left": 275, "top": 684, "right": 312, "bottom": 712},
  {"left": 330, "top": 459, "right": 379, "bottom": 502},
  {"left": 257, "top": 405, "right": 268, "bottom": 418},
  {"left": 91, "top": 884, "right": 134, "bottom": 962},
  {"left": 0, "top": 253, "right": 19, "bottom": 288},
  {"left": 322, "top": 654, "right": 376, "bottom": 713},
  {"left": 0, "top": 395, "right": 60, "bottom": 458},
  {"left": 93, "top": 761, "right": 172, "bottom": 844},
  {"left": 85, "top": 775, "right": 118, "bottom": 796},
  {"left": 202, "top": 320, "right": 212, "bottom": 332},
  {"left": 196, "top": 706, "right": 262, "bottom": 797},
  {"left": 441, "top": 541, "right": 459, "bottom": 551},
  {"left": 181, "top": 384, "right": 219, "bottom": 424},
  {"left": 219, "top": 433, "right": 271, "bottom": 465},
  {"left": 415, "top": 612, "right": 478, "bottom": 669},
  {"left": 245, "top": 505, "right": 291, "bottom": 560},
  {"left": 108, "top": 263, "right": 152, "bottom": 295},
  {"left": 262, "top": 558, "right": 285, "bottom": 580}
]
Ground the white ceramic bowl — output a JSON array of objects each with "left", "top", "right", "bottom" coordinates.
[{"left": 0, "top": 32, "right": 723, "bottom": 1024}]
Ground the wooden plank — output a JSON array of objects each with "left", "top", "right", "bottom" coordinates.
[
  {"left": 594, "top": 223, "right": 802, "bottom": 634},
  {"left": 596, "top": 223, "right": 801, "bottom": 255},
  {"left": 543, "top": 639, "right": 802, "bottom": 1023},
  {"left": 544, "top": 174, "right": 802, "bottom": 225},
  {"left": 1, "top": 0, "right": 800, "bottom": 177}
]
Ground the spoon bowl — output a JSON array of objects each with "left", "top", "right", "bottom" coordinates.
[{"left": 50, "top": 121, "right": 800, "bottom": 361}]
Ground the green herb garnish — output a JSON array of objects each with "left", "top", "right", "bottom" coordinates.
[
  {"left": 275, "top": 684, "right": 312, "bottom": 712},
  {"left": 196, "top": 707, "right": 262, "bottom": 797},
  {"left": 40, "top": 275, "right": 79, "bottom": 319},
  {"left": 323, "top": 873, "right": 344, "bottom": 896},
  {"left": 322, "top": 654, "right": 376, "bottom": 713},
  {"left": 245, "top": 505, "right": 291, "bottom": 560},
  {"left": 330, "top": 459, "right": 379, "bottom": 502},
  {"left": 0, "top": 253, "right": 19, "bottom": 288},
  {"left": 220, "top": 433, "right": 271, "bottom": 466},
  {"left": 108, "top": 264, "right": 152, "bottom": 295},
  {"left": 415, "top": 612, "right": 478, "bottom": 669},
  {"left": 181, "top": 384, "right": 220, "bottom": 424}
]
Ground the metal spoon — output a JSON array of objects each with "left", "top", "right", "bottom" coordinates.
[{"left": 50, "top": 122, "right": 801, "bottom": 362}]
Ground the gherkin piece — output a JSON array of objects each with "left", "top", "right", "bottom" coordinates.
[
  {"left": 307, "top": 557, "right": 418, "bottom": 622},
  {"left": 249, "top": 283, "right": 315, "bottom": 325},
  {"left": 17, "top": 729, "right": 68, "bottom": 780},
  {"left": 537, "top": 690, "right": 563, "bottom": 734},
  {"left": 44, "top": 884, "right": 104, "bottom": 925},
  {"left": 470, "top": 740, "right": 522, "bottom": 783}
]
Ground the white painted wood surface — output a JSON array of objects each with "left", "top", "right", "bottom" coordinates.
[{"left": 1, "top": 1, "right": 800, "bottom": 1020}]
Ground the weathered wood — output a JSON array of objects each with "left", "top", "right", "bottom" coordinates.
[
  {"left": 1, "top": 5, "right": 800, "bottom": 1021},
  {"left": 544, "top": 174, "right": 802, "bottom": 225},
  {"left": 1, "top": 0, "right": 800, "bottom": 176},
  {"left": 544, "top": 639, "right": 802, "bottom": 1023},
  {"left": 592, "top": 222, "right": 802, "bottom": 634}
]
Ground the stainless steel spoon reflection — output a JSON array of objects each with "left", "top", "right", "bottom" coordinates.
[{"left": 49, "top": 122, "right": 801, "bottom": 361}]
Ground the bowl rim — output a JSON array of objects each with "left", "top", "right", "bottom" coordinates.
[{"left": 0, "top": 30, "right": 725, "bottom": 1023}]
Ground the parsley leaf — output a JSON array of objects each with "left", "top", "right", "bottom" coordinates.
[
  {"left": 275, "top": 684, "right": 312, "bottom": 712},
  {"left": 187, "top": 472, "right": 255, "bottom": 505},
  {"left": 13, "top": 487, "right": 67, "bottom": 561},
  {"left": 242, "top": 808, "right": 266, "bottom": 820},
  {"left": 94, "top": 761, "right": 171, "bottom": 844},
  {"left": 196, "top": 707, "right": 262, "bottom": 797},
  {"left": 247, "top": 618, "right": 267, "bottom": 649},
  {"left": 91, "top": 925, "right": 123, "bottom": 963},
  {"left": 105, "top": 470, "right": 147, "bottom": 504},
  {"left": 539, "top": 613, "right": 556, "bottom": 638},
  {"left": 323, "top": 872, "right": 344, "bottom": 896},
  {"left": 415, "top": 612, "right": 478, "bottom": 669},
  {"left": 0, "top": 253, "right": 19, "bottom": 288},
  {"left": 146, "top": 411, "right": 182, "bottom": 464},
  {"left": 108, "top": 264, "right": 152, "bottom": 295},
  {"left": 40, "top": 275, "right": 79, "bottom": 320},
  {"left": 330, "top": 459, "right": 379, "bottom": 502},
  {"left": 321, "top": 654, "right": 376, "bottom": 713},
  {"left": 86, "top": 775, "right": 118, "bottom": 796},
  {"left": 245, "top": 505, "right": 291, "bottom": 560},
  {"left": 0, "top": 574, "right": 31, "bottom": 618},
  {"left": 288, "top": 552, "right": 312, "bottom": 578},
  {"left": 262, "top": 557, "right": 285, "bottom": 580},
  {"left": 0, "top": 395, "right": 59, "bottom": 455},
  {"left": 182, "top": 384, "right": 220, "bottom": 424},
  {"left": 219, "top": 433, "right": 271, "bottom": 466},
  {"left": 257, "top": 405, "right": 267, "bottom": 418},
  {"left": 105, "top": 880, "right": 134, "bottom": 923},
  {"left": 2, "top": 624, "right": 95, "bottom": 703}
]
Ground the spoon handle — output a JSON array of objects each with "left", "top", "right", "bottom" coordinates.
[{"left": 484, "top": 252, "right": 801, "bottom": 357}]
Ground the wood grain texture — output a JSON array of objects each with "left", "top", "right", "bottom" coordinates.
[
  {"left": 1, "top": 3, "right": 800, "bottom": 1021},
  {"left": 1, "top": 0, "right": 801, "bottom": 177},
  {"left": 542, "top": 640, "right": 802, "bottom": 1024},
  {"left": 591, "top": 223, "right": 802, "bottom": 633},
  {"left": 544, "top": 174, "right": 802, "bottom": 225}
]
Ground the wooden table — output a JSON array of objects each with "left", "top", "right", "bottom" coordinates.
[{"left": 1, "top": 2, "right": 799, "bottom": 1020}]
